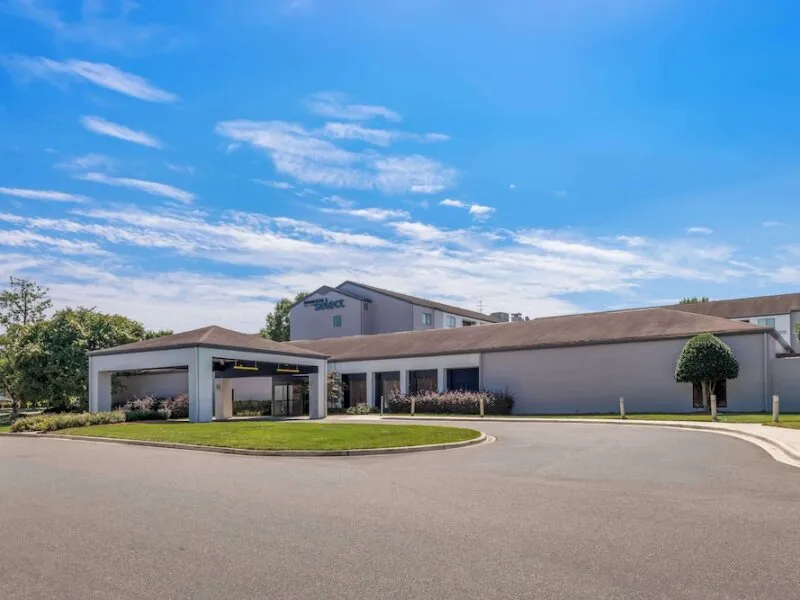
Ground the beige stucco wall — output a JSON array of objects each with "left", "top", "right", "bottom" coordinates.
[{"left": 481, "top": 333, "right": 768, "bottom": 414}]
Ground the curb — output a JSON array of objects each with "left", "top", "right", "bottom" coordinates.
[
  {"left": 0, "top": 430, "right": 487, "bottom": 457},
  {"left": 383, "top": 416, "right": 800, "bottom": 463}
]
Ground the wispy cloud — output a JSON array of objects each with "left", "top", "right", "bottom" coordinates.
[
  {"left": 164, "top": 163, "right": 195, "bottom": 176},
  {"left": 762, "top": 220, "right": 786, "bottom": 228},
  {"left": 439, "top": 198, "right": 495, "bottom": 220},
  {"left": 686, "top": 226, "right": 713, "bottom": 235},
  {"left": 321, "top": 206, "right": 410, "bottom": 222},
  {"left": 56, "top": 153, "right": 117, "bottom": 172},
  {"left": 0, "top": 229, "right": 106, "bottom": 255},
  {"left": 2, "top": 55, "right": 178, "bottom": 102},
  {"left": 81, "top": 116, "right": 161, "bottom": 148},
  {"left": 0, "top": 187, "right": 89, "bottom": 203},
  {"left": 306, "top": 91, "right": 401, "bottom": 122},
  {"left": 77, "top": 172, "right": 195, "bottom": 203},
  {"left": 5, "top": 0, "right": 182, "bottom": 55},
  {"left": 509, "top": 183, "right": 517, "bottom": 190},
  {"left": 320, "top": 122, "right": 449, "bottom": 147},
  {"left": 217, "top": 120, "right": 455, "bottom": 194},
  {"left": 253, "top": 179, "right": 293, "bottom": 190}
]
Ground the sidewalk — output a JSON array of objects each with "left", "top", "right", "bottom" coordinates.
[{"left": 376, "top": 415, "right": 800, "bottom": 468}]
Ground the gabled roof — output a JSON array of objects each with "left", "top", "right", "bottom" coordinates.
[
  {"left": 290, "top": 307, "right": 784, "bottom": 362},
  {"left": 337, "top": 281, "right": 501, "bottom": 323},
  {"left": 668, "top": 293, "right": 800, "bottom": 319},
  {"left": 90, "top": 326, "right": 326, "bottom": 359},
  {"left": 289, "top": 286, "right": 371, "bottom": 310}
]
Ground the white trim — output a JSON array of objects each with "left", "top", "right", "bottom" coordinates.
[{"left": 330, "top": 353, "right": 480, "bottom": 375}]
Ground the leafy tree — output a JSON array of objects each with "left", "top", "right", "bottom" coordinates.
[
  {"left": 260, "top": 292, "right": 307, "bottom": 341},
  {"left": 144, "top": 329, "right": 173, "bottom": 339},
  {"left": 2, "top": 307, "right": 145, "bottom": 411},
  {"left": 0, "top": 276, "right": 52, "bottom": 327},
  {"left": 679, "top": 296, "right": 710, "bottom": 304},
  {"left": 675, "top": 333, "right": 739, "bottom": 410},
  {"left": 327, "top": 371, "right": 348, "bottom": 410}
]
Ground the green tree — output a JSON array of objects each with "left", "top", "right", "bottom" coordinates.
[
  {"left": 675, "top": 333, "right": 739, "bottom": 411},
  {"left": 0, "top": 276, "right": 52, "bottom": 327},
  {"left": 144, "top": 329, "right": 173, "bottom": 339},
  {"left": 260, "top": 292, "right": 307, "bottom": 341},
  {"left": 3, "top": 307, "right": 145, "bottom": 411},
  {"left": 327, "top": 371, "right": 348, "bottom": 410},
  {"left": 679, "top": 296, "right": 710, "bottom": 304}
]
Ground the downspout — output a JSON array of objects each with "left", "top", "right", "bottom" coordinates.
[{"left": 763, "top": 332, "right": 769, "bottom": 412}]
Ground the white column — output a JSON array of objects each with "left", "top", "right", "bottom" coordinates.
[
  {"left": 214, "top": 378, "right": 233, "bottom": 421},
  {"left": 308, "top": 366, "right": 327, "bottom": 419},
  {"left": 366, "top": 371, "right": 375, "bottom": 407},
  {"left": 437, "top": 367, "right": 447, "bottom": 392},
  {"left": 399, "top": 369, "right": 409, "bottom": 395},
  {"left": 89, "top": 360, "right": 112, "bottom": 413},
  {"left": 188, "top": 348, "right": 214, "bottom": 422}
]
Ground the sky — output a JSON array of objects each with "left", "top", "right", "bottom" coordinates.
[{"left": 1, "top": 0, "right": 799, "bottom": 332}]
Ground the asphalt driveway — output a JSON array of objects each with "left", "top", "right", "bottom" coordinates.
[{"left": 2, "top": 421, "right": 799, "bottom": 600}]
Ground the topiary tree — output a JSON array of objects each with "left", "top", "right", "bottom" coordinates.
[{"left": 675, "top": 333, "right": 739, "bottom": 411}]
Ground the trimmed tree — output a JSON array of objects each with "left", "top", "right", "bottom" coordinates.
[
  {"left": 679, "top": 296, "right": 710, "bottom": 304},
  {"left": 675, "top": 333, "right": 739, "bottom": 410},
  {"left": 260, "top": 292, "right": 307, "bottom": 342}
]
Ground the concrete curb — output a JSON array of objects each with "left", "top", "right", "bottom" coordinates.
[
  {"left": 383, "top": 416, "right": 800, "bottom": 464},
  {"left": 0, "top": 430, "right": 487, "bottom": 457}
]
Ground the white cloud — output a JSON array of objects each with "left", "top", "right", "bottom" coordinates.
[
  {"left": 216, "top": 120, "right": 455, "bottom": 194},
  {"left": 440, "top": 198, "right": 467, "bottom": 208},
  {"left": 56, "top": 153, "right": 116, "bottom": 172},
  {"left": 440, "top": 198, "right": 495, "bottom": 220},
  {"left": 164, "top": 163, "right": 195, "bottom": 175},
  {"left": 321, "top": 207, "right": 410, "bottom": 222},
  {"left": 686, "top": 226, "right": 714, "bottom": 235},
  {"left": 77, "top": 172, "right": 195, "bottom": 203},
  {"left": 516, "top": 232, "right": 639, "bottom": 264},
  {"left": 509, "top": 183, "right": 517, "bottom": 190},
  {"left": 0, "top": 229, "right": 107, "bottom": 255},
  {"left": 762, "top": 220, "right": 786, "bottom": 228},
  {"left": 5, "top": 0, "right": 181, "bottom": 54},
  {"left": 253, "top": 179, "right": 293, "bottom": 190},
  {"left": 616, "top": 235, "right": 647, "bottom": 247},
  {"left": 2, "top": 55, "right": 178, "bottom": 102},
  {"left": 0, "top": 187, "right": 89, "bottom": 203},
  {"left": 306, "top": 91, "right": 401, "bottom": 122},
  {"left": 81, "top": 115, "right": 161, "bottom": 148},
  {"left": 390, "top": 221, "right": 450, "bottom": 242},
  {"left": 320, "top": 122, "right": 449, "bottom": 147},
  {"left": 553, "top": 189, "right": 567, "bottom": 197}
]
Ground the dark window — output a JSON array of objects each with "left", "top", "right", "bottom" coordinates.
[
  {"left": 374, "top": 372, "right": 400, "bottom": 408},
  {"left": 758, "top": 317, "right": 776, "bottom": 328},
  {"left": 342, "top": 373, "right": 366, "bottom": 409},
  {"left": 447, "top": 367, "right": 480, "bottom": 391},
  {"left": 409, "top": 369, "right": 437, "bottom": 394},
  {"left": 421, "top": 312, "right": 433, "bottom": 326},
  {"left": 692, "top": 380, "right": 727, "bottom": 409},
  {"left": 462, "top": 320, "right": 476, "bottom": 327},
  {"left": 333, "top": 315, "right": 342, "bottom": 328}
]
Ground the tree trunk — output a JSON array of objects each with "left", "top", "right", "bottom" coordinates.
[{"left": 701, "top": 380, "right": 710, "bottom": 411}]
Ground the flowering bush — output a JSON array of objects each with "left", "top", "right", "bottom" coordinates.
[
  {"left": 233, "top": 400, "right": 271, "bottom": 416},
  {"left": 345, "top": 403, "right": 377, "bottom": 415},
  {"left": 386, "top": 389, "right": 513, "bottom": 415},
  {"left": 11, "top": 411, "right": 126, "bottom": 432},
  {"left": 161, "top": 394, "right": 189, "bottom": 419},
  {"left": 115, "top": 393, "right": 189, "bottom": 419}
]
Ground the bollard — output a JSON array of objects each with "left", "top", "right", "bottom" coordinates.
[
  {"left": 411, "top": 395, "right": 416, "bottom": 416},
  {"left": 380, "top": 395, "right": 384, "bottom": 416},
  {"left": 773, "top": 395, "right": 780, "bottom": 423},
  {"left": 479, "top": 395, "right": 485, "bottom": 418},
  {"left": 619, "top": 397, "right": 626, "bottom": 419},
  {"left": 710, "top": 393, "right": 718, "bottom": 421}
]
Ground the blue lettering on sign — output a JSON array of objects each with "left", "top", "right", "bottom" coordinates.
[{"left": 304, "top": 298, "right": 345, "bottom": 311}]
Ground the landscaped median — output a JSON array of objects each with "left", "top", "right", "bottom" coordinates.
[{"left": 8, "top": 420, "right": 484, "bottom": 456}]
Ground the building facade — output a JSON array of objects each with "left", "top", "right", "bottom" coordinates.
[{"left": 289, "top": 281, "right": 499, "bottom": 341}]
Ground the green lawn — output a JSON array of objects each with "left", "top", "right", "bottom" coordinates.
[
  {"left": 765, "top": 422, "right": 800, "bottom": 430},
  {"left": 57, "top": 421, "right": 481, "bottom": 450}
]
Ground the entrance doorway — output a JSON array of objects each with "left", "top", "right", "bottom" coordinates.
[{"left": 342, "top": 373, "right": 367, "bottom": 408}]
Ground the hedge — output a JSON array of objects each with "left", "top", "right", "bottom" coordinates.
[
  {"left": 386, "top": 390, "right": 513, "bottom": 415},
  {"left": 233, "top": 400, "right": 272, "bottom": 416},
  {"left": 11, "top": 411, "right": 126, "bottom": 433}
]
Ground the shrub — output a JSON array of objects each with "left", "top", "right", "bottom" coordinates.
[
  {"left": 124, "top": 409, "right": 167, "bottom": 422},
  {"left": 233, "top": 400, "right": 271, "bottom": 416},
  {"left": 345, "top": 403, "right": 378, "bottom": 415},
  {"left": 10, "top": 411, "right": 126, "bottom": 433},
  {"left": 162, "top": 394, "right": 189, "bottom": 419},
  {"left": 386, "top": 389, "right": 513, "bottom": 415}
]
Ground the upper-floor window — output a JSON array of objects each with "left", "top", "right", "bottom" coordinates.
[
  {"left": 447, "top": 316, "right": 456, "bottom": 328},
  {"left": 758, "top": 317, "right": 776, "bottom": 328},
  {"left": 333, "top": 315, "right": 342, "bottom": 328},
  {"left": 421, "top": 312, "right": 433, "bottom": 326}
]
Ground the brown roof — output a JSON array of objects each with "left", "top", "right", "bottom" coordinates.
[
  {"left": 668, "top": 293, "right": 800, "bottom": 319},
  {"left": 290, "top": 307, "right": 782, "bottom": 362},
  {"left": 90, "top": 326, "right": 326, "bottom": 359},
  {"left": 338, "top": 281, "right": 502, "bottom": 323}
]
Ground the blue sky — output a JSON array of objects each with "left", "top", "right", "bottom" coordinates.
[{"left": 1, "top": 0, "right": 799, "bottom": 331}]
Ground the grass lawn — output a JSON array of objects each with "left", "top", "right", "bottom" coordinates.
[
  {"left": 57, "top": 421, "right": 481, "bottom": 451},
  {"left": 765, "top": 422, "right": 800, "bottom": 430}
]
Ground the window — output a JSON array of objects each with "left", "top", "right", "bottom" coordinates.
[
  {"left": 462, "top": 320, "right": 476, "bottom": 327},
  {"left": 333, "top": 315, "right": 342, "bottom": 328},
  {"left": 447, "top": 316, "right": 456, "bottom": 328},
  {"left": 758, "top": 318, "right": 776, "bottom": 328},
  {"left": 421, "top": 312, "right": 433, "bottom": 326}
]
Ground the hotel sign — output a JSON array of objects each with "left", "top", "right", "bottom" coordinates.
[{"left": 304, "top": 297, "right": 345, "bottom": 311}]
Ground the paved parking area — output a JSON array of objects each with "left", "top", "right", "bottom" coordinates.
[{"left": 2, "top": 421, "right": 800, "bottom": 600}]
